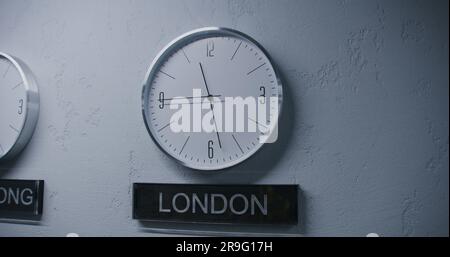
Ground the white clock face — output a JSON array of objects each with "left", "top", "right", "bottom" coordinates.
[
  {"left": 142, "top": 28, "right": 282, "bottom": 170},
  {"left": 0, "top": 53, "right": 39, "bottom": 160}
]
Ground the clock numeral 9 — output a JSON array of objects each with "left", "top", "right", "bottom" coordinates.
[
  {"left": 259, "top": 86, "right": 266, "bottom": 104},
  {"left": 206, "top": 40, "right": 214, "bottom": 57},
  {"left": 158, "top": 92, "right": 165, "bottom": 109},
  {"left": 208, "top": 140, "right": 214, "bottom": 159},
  {"left": 18, "top": 99, "right": 23, "bottom": 114}
]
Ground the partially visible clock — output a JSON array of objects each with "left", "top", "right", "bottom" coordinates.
[
  {"left": 142, "top": 27, "right": 283, "bottom": 170},
  {"left": 0, "top": 52, "right": 39, "bottom": 161}
]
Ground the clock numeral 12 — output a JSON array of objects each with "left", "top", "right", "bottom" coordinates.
[
  {"left": 206, "top": 40, "right": 214, "bottom": 57},
  {"left": 208, "top": 140, "right": 214, "bottom": 159}
]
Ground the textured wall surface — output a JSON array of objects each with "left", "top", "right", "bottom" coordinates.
[{"left": 0, "top": 0, "right": 448, "bottom": 236}]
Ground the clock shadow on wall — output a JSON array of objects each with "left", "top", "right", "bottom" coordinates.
[
  {"left": 141, "top": 67, "right": 308, "bottom": 235},
  {"left": 0, "top": 145, "right": 39, "bottom": 186}
]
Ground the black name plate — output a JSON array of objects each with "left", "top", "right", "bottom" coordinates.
[
  {"left": 0, "top": 179, "right": 44, "bottom": 219},
  {"left": 133, "top": 183, "right": 298, "bottom": 225}
]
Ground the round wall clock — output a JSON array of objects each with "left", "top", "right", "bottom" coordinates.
[
  {"left": 0, "top": 52, "right": 39, "bottom": 161},
  {"left": 142, "top": 27, "right": 283, "bottom": 170}
]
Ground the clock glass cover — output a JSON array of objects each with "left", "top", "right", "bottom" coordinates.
[{"left": 142, "top": 28, "right": 282, "bottom": 170}]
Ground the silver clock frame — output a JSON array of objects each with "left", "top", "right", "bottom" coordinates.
[
  {"left": 0, "top": 52, "right": 39, "bottom": 161},
  {"left": 142, "top": 27, "right": 283, "bottom": 171}
]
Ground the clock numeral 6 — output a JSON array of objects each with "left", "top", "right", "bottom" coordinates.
[
  {"left": 18, "top": 99, "right": 23, "bottom": 114},
  {"left": 208, "top": 140, "right": 214, "bottom": 159},
  {"left": 158, "top": 92, "right": 165, "bottom": 109},
  {"left": 206, "top": 40, "right": 214, "bottom": 57},
  {"left": 259, "top": 86, "right": 266, "bottom": 104}
]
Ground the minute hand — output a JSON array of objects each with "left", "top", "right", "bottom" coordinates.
[
  {"left": 199, "top": 62, "right": 222, "bottom": 149},
  {"left": 199, "top": 62, "right": 212, "bottom": 96}
]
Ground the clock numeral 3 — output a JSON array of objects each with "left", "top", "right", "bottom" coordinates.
[
  {"left": 18, "top": 99, "right": 23, "bottom": 114},
  {"left": 259, "top": 86, "right": 266, "bottom": 104},
  {"left": 206, "top": 40, "right": 214, "bottom": 57},
  {"left": 208, "top": 140, "right": 214, "bottom": 159},
  {"left": 158, "top": 92, "right": 165, "bottom": 109}
]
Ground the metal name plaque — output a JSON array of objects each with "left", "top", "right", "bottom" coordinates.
[
  {"left": 133, "top": 183, "right": 298, "bottom": 225},
  {"left": 0, "top": 179, "right": 44, "bottom": 219}
]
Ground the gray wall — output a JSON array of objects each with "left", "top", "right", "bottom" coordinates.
[{"left": 0, "top": 0, "right": 448, "bottom": 236}]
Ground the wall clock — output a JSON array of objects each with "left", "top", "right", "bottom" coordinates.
[
  {"left": 142, "top": 27, "right": 283, "bottom": 170},
  {"left": 0, "top": 52, "right": 39, "bottom": 161}
]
